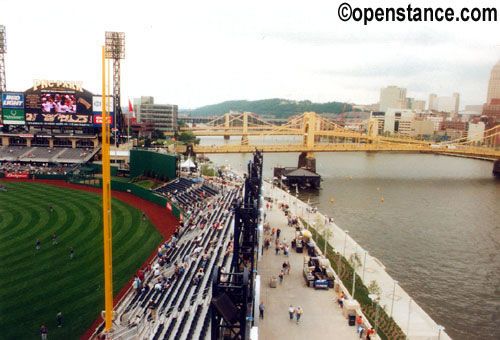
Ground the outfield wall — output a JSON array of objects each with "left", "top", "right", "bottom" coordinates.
[
  {"left": 129, "top": 150, "right": 177, "bottom": 180},
  {"left": 0, "top": 172, "right": 185, "bottom": 221}
]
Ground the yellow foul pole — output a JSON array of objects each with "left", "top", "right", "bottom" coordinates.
[{"left": 102, "top": 45, "right": 113, "bottom": 331}]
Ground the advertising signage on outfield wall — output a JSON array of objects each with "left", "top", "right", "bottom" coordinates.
[
  {"left": 24, "top": 85, "right": 94, "bottom": 126},
  {"left": 92, "top": 96, "right": 115, "bottom": 128},
  {"left": 1, "top": 93, "right": 26, "bottom": 124}
]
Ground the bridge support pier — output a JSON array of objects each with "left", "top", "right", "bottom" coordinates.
[{"left": 298, "top": 151, "right": 316, "bottom": 173}]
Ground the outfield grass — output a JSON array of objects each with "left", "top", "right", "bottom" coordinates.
[{"left": 0, "top": 182, "right": 164, "bottom": 339}]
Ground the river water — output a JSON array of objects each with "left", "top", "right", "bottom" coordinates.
[{"left": 199, "top": 136, "right": 500, "bottom": 339}]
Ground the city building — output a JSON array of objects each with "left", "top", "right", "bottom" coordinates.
[
  {"left": 468, "top": 121, "right": 485, "bottom": 142},
  {"left": 383, "top": 108, "right": 415, "bottom": 135},
  {"left": 126, "top": 121, "right": 156, "bottom": 138},
  {"left": 410, "top": 99, "right": 426, "bottom": 111},
  {"left": 428, "top": 92, "right": 460, "bottom": 114},
  {"left": 423, "top": 115, "right": 445, "bottom": 131},
  {"left": 133, "top": 96, "right": 178, "bottom": 133},
  {"left": 438, "top": 121, "right": 468, "bottom": 140},
  {"left": 464, "top": 105, "right": 483, "bottom": 114},
  {"left": 482, "top": 60, "right": 500, "bottom": 145},
  {"left": 379, "top": 86, "right": 407, "bottom": 112}
]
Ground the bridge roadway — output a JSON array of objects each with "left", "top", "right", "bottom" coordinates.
[{"left": 175, "top": 143, "right": 500, "bottom": 160}]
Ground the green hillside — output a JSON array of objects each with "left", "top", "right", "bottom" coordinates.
[{"left": 181, "top": 98, "right": 351, "bottom": 118}]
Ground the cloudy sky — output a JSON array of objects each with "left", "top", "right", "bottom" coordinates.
[{"left": 1, "top": 0, "right": 499, "bottom": 109}]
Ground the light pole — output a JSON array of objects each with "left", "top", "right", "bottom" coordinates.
[
  {"left": 369, "top": 294, "right": 380, "bottom": 337},
  {"left": 295, "top": 183, "right": 299, "bottom": 216},
  {"left": 406, "top": 298, "right": 412, "bottom": 340},
  {"left": 323, "top": 216, "right": 328, "bottom": 256},
  {"left": 390, "top": 280, "right": 398, "bottom": 319},
  {"left": 343, "top": 230, "right": 349, "bottom": 257},
  {"left": 352, "top": 245, "right": 357, "bottom": 299},
  {"left": 363, "top": 250, "right": 368, "bottom": 281},
  {"left": 338, "top": 230, "right": 348, "bottom": 272},
  {"left": 437, "top": 325, "right": 445, "bottom": 340}
]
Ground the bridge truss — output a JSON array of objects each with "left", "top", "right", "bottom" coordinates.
[{"left": 179, "top": 112, "right": 500, "bottom": 160}]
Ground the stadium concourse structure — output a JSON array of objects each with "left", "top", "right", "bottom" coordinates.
[{"left": 89, "top": 151, "right": 265, "bottom": 340}]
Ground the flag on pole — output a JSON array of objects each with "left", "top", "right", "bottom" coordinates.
[{"left": 128, "top": 99, "right": 136, "bottom": 122}]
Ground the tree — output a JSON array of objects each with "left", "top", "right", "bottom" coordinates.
[
  {"left": 178, "top": 131, "right": 197, "bottom": 144},
  {"left": 368, "top": 280, "right": 382, "bottom": 296}
]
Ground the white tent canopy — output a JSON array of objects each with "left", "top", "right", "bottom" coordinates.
[{"left": 180, "top": 158, "right": 196, "bottom": 169}]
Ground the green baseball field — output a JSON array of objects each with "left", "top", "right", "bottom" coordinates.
[{"left": 0, "top": 181, "right": 164, "bottom": 339}]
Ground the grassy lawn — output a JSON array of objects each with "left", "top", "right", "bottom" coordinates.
[
  {"left": 133, "top": 179, "right": 156, "bottom": 189},
  {"left": 0, "top": 182, "right": 163, "bottom": 339}
]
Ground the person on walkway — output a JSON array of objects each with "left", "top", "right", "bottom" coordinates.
[
  {"left": 356, "top": 315, "right": 363, "bottom": 334},
  {"left": 275, "top": 244, "right": 280, "bottom": 255},
  {"left": 56, "top": 312, "right": 62, "bottom": 328},
  {"left": 279, "top": 270, "right": 284, "bottom": 284},
  {"left": 288, "top": 305, "right": 295, "bottom": 320},
  {"left": 148, "top": 299, "right": 156, "bottom": 322},
  {"left": 52, "top": 233, "right": 57, "bottom": 245},
  {"left": 259, "top": 302, "right": 264, "bottom": 319},
  {"left": 296, "top": 306, "right": 303, "bottom": 324},
  {"left": 277, "top": 228, "right": 281, "bottom": 239},
  {"left": 70, "top": 246, "right": 74, "bottom": 260},
  {"left": 282, "top": 261, "right": 287, "bottom": 273},
  {"left": 36, "top": 238, "right": 41, "bottom": 250},
  {"left": 366, "top": 327, "right": 375, "bottom": 340},
  {"left": 40, "top": 325, "right": 48, "bottom": 339},
  {"left": 286, "top": 261, "right": 291, "bottom": 275},
  {"left": 49, "top": 204, "right": 53, "bottom": 212},
  {"left": 142, "top": 212, "right": 146, "bottom": 221}
]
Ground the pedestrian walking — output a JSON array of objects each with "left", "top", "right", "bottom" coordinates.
[
  {"left": 40, "top": 325, "right": 48, "bottom": 340},
  {"left": 148, "top": 299, "right": 156, "bottom": 322},
  {"left": 288, "top": 305, "right": 295, "bottom": 320},
  {"left": 277, "top": 228, "right": 281, "bottom": 239},
  {"left": 36, "top": 238, "right": 40, "bottom": 250},
  {"left": 52, "top": 233, "right": 57, "bottom": 245},
  {"left": 296, "top": 306, "right": 303, "bottom": 324},
  {"left": 56, "top": 312, "right": 62, "bottom": 328},
  {"left": 49, "top": 204, "right": 53, "bottom": 212},
  {"left": 356, "top": 315, "right": 363, "bottom": 334},
  {"left": 286, "top": 261, "right": 291, "bottom": 275},
  {"left": 142, "top": 212, "right": 146, "bottom": 221},
  {"left": 282, "top": 261, "right": 287, "bottom": 273},
  {"left": 70, "top": 246, "right": 74, "bottom": 260},
  {"left": 279, "top": 269, "right": 284, "bottom": 284},
  {"left": 275, "top": 244, "right": 280, "bottom": 255},
  {"left": 259, "top": 302, "right": 264, "bottom": 319},
  {"left": 366, "top": 327, "right": 375, "bottom": 340}
]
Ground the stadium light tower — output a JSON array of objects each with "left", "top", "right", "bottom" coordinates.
[
  {"left": 0, "top": 25, "right": 6, "bottom": 92},
  {"left": 105, "top": 32, "right": 125, "bottom": 127}
]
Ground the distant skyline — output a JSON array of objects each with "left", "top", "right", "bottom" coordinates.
[{"left": 1, "top": 0, "right": 499, "bottom": 109}]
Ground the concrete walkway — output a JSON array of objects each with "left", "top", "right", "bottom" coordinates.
[
  {"left": 257, "top": 190, "right": 361, "bottom": 340},
  {"left": 263, "top": 182, "right": 451, "bottom": 340}
]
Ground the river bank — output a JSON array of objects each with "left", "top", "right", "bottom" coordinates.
[{"left": 262, "top": 180, "right": 452, "bottom": 340}]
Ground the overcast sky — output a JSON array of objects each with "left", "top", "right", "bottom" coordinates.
[{"left": 1, "top": 0, "right": 499, "bottom": 109}]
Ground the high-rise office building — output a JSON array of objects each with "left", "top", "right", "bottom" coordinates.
[
  {"left": 486, "top": 60, "right": 500, "bottom": 105},
  {"left": 482, "top": 60, "right": 500, "bottom": 144},
  {"left": 133, "top": 96, "right": 178, "bottom": 133},
  {"left": 379, "top": 86, "right": 407, "bottom": 112}
]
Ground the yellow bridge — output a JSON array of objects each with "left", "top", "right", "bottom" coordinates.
[{"left": 177, "top": 112, "right": 500, "bottom": 163}]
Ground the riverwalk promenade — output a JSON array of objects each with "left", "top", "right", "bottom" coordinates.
[
  {"left": 262, "top": 181, "right": 452, "bottom": 340},
  {"left": 257, "top": 187, "right": 361, "bottom": 340}
]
